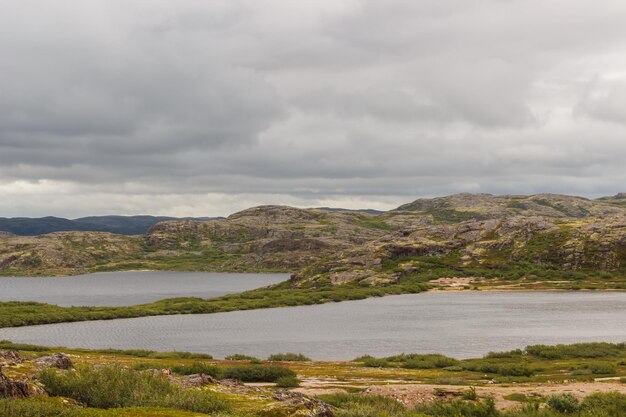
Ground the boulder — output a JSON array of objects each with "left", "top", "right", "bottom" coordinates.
[
  {"left": 35, "top": 353, "right": 73, "bottom": 369},
  {"left": 272, "top": 390, "right": 335, "bottom": 417},
  {"left": 179, "top": 373, "right": 217, "bottom": 387}
]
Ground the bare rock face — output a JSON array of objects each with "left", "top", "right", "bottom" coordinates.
[
  {"left": 0, "top": 350, "right": 22, "bottom": 367},
  {"left": 272, "top": 390, "right": 335, "bottom": 417},
  {"left": 0, "top": 369, "right": 37, "bottom": 399},
  {"left": 35, "top": 353, "right": 73, "bottom": 369}
]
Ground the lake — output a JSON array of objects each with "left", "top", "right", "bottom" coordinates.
[
  {"left": 0, "top": 271, "right": 289, "bottom": 306},
  {"left": 1, "top": 291, "right": 624, "bottom": 359}
]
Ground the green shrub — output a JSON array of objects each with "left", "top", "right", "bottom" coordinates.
[
  {"left": 362, "top": 357, "right": 390, "bottom": 368},
  {"left": 461, "top": 362, "right": 533, "bottom": 377},
  {"left": 581, "top": 392, "right": 626, "bottom": 416},
  {"left": 587, "top": 362, "right": 616, "bottom": 375},
  {"left": 496, "top": 364, "right": 534, "bottom": 377},
  {"left": 463, "top": 387, "right": 478, "bottom": 401},
  {"left": 225, "top": 354, "right": 259, "bottom": 361},
  {"left": 221, "top": 365, "right": 295, "bottom": 382},
  {"left": 402, "top": 354, "right": 459, "bottom": 370},
  {"left": 39, "top": 365, "right": 229, "bottom": 413},
  {"left": 525, "top": 343, "right": 626, "bottom": 359},
  {"left": 546, "top": 393, "right": 579, "bottom": 413},
  {"left": 267, "top": 353, "right": 311, "bottom": 362},
  {"left": 170, "top": 362, "right": 222, "bottom": 377},
  {"left": 415, "top": 397, "right": 498, "bottom": 417},
  {"left": 275, "top": 376, "right": 300, "bottom": 388},
  {"left": 484, "top": 349, "right": 523, "bottom": 359}
]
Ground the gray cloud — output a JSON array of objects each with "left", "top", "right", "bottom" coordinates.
[{"left": 0, "top": 0, "right": 625, "bottom": 217}]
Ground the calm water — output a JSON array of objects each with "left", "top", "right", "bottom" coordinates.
[
  {"left": 0, "top": 271, "right": 288, "bottom": 306},
  {"left": 1, "top": 291, "right": 624, "bottom": 359}
]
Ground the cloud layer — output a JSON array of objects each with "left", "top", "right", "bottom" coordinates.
[{"left": 1, "top": 0, "right": 625, "bottom": 217}]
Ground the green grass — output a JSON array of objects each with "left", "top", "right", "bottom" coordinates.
[
  {"left": 39, "top": 365, "right": 230, "bottom": 413},
  {"left": 319, "top": 392, "right": 626, "bottom": 417}
]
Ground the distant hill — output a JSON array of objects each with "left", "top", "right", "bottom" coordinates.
[
  {"left": 0, "top": 193, "right": 624, "bottom": 283},
  {"left": 0, "top": 215, "right": 220, "bottom": 236},
  {"left": 316, "top": 207, "right": 385, "bottom": 215}
]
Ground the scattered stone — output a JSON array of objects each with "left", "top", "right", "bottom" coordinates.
[
  {"left": 272, "top": 389, "right": 335, "bottom": 417},
  {"left": 35, "top": 353, "right": 73, "bottom": 369}
]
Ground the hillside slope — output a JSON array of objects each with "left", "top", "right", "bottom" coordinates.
[{"left": 1, "top": 193, "right": 624, "bottom": 284}]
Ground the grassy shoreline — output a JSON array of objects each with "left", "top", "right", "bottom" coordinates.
[
  {"left": 0, "top": 280, "right": 430, "bottom": 328},
  {"left": 2, "top": 266, "right": 626, "bottom": 329}
]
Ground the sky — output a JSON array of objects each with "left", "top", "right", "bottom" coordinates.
[{"left": 1, "top": 0, "right": 626, "bottom": 218}]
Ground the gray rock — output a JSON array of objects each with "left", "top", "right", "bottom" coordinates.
[
  {"left": 35, "top": 353, "right": 73, "bottom": 369},
  {"left": 272, "top": 389, "right": 335, "bottom": 417}
]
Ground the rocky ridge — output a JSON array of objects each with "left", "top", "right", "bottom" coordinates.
[{"left": 0, "top": 193, "right": 624, "bottom": 285}]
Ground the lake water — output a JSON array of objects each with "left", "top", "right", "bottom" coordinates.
[
  {"left": 0, "top": 271, "right": 289, "bottom": 306},
  {"left": 1, "top": 291, "right": 624, "bottom": 359}
]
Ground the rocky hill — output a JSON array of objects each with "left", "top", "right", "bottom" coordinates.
[
  {"left": 0, "top": 232, "right": 143, "bottom": 275},
  {"left": 0, "top": 193, "right": 624, "bottom": 282}
]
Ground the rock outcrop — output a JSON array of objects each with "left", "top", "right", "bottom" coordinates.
[
  {"left": 35, "top": 353, "right": 73, "bottom": 369},
  {"left": 0, "top": 369, "right": 37, "bottom": 399},
  {"left": 0, "top": 350, "right": 22, "bottom": 367},
  {"left": 272, "top": 390, "right": 335, "bottom": 417},
  {"left": 178, "top": 373, "right": 218, "bottom": 387}
]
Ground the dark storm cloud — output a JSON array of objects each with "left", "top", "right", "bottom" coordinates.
[{"left": 1, "top": 0, "right": 625, "bottom": 217}]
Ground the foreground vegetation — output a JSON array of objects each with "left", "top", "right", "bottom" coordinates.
[{"left": 1, "top": 342, "right": 625, "bottom": 416}]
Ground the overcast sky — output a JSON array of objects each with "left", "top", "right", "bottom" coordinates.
[{"left": 1, "top": 0, "right": 625, "bottom": 218}]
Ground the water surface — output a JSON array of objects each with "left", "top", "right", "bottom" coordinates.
[
  {"left": 1, "top": 291, "right": 624, "bottom": 359},
  {"left": 0, "top": 271, "right": 288, "bottom": 306}
]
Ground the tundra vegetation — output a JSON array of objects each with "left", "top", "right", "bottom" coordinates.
[{"left": 1, "top": 341, "right": 626, "bottom": 416}]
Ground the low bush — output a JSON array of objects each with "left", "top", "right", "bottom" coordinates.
[
  {"left": 362, "top": 357, "right": 390, "bottom": 368},
  {"left": 525, "top": 343, "right": 626, "bottom": 359},
  {"left": 484, "top": 349, "right": 523, "bottom": 359},
  {"left": 170, "top": 362, "right": 222, "bottom": 377},
  {"left": 221, "top": 364, "right": 295, "bottom": 382},
  {"left": 587, "top": 362, "right": 616, "bottom": 375},
  {"left": 581, "top": 392, "right": 626, "bottom": 416},
  {"left": 462, "top": 362, "right": 533, "bottom": 377},
  {"left": 546, "top": 393, "right": 579, "bottom": 413},
  {"left": 415, "top": 397, "right": 498, "bottom": 417},
  {"left": 268, "top": 352, "right": 311, "bottom": 362},
  {"left": 224, "top": 354, "right": 259, "bottom": 361},
  {"left": 275, "top": 375, "right": 300, "bottom": 388}
]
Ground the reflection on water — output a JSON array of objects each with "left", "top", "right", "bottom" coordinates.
[{"left": 0, "top": 271, "right": 288, "bottom": 306}]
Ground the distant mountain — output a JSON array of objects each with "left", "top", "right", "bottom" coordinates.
[
  {"left": 315, "top": 207, "right": 385, "bottom": 215},
  {"left": 0, "top": 215, "right": 220, "bottom": 236}
]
